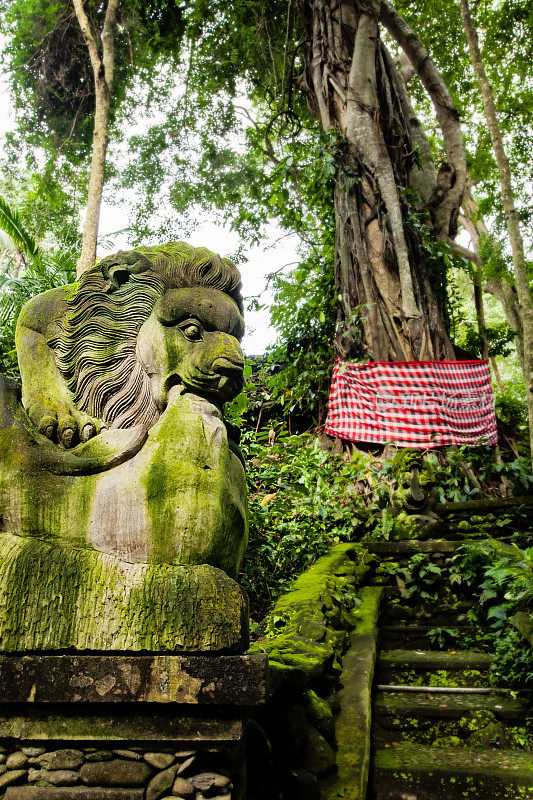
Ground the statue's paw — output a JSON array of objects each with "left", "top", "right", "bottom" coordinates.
[{"left": 28, "top": 402, "right": 104, "bottom": 449}]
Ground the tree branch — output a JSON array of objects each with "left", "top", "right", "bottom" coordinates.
[
  {"left": 379, "top": 0, "right": 466, "bottom": 238},
  {"left": 447, "top": 239, "right": 481, "bottom": 266},
  {"left": 71, "top": 0, "right": 101, "bottom": 76},
  {"left": 102, "top": 0, "right": 120, "bottom": 89}
]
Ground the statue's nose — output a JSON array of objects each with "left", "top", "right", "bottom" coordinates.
[{"left": 212, "top": 335, "right": 245, "bottom": 373}]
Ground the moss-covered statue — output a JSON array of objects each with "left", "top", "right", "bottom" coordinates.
[{"left": 0, "top": 243, "right": 249, "bottom": 652}]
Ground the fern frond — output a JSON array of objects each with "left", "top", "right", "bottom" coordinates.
[{"left": 0, "top": 196, "right": 41, "bottom": 260}]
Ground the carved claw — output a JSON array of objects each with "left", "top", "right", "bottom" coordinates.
[
  {"left": 81, "top": 422, "right": 96, "bottom": 442},
  {"left": 60, "top": 427, "right": 75, "bottom": 449},
  {"left": 37, "top": 414, "right": 57, "bottom": 441}
]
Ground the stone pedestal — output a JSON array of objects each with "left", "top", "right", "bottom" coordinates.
[{"left": 0, "top": 653, "right": 267, "bottom": 800}]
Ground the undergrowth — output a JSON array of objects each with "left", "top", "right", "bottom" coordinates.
[{"left": 237, "top": 427, "right": 532, "bottom": 620}]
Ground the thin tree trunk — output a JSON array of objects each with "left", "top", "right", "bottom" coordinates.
[
  {"left": 460, "top": 186, "right": 524, "bottom": 369},
  {"left": 72, "top": 0, "right": 119, "bottom": 276},
  {"left": 458, "top": 0, "right": 533, "bottom": 459},
  {"left": 472, "top": 267, "right": 489, "bottom": 359}
]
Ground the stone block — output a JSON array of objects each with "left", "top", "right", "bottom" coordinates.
[
  {"left": 79, "top": 760, "right": 151, "bottom": 786},
  {"left": 0, "top": 653, "right": 267, "bottom": 706},
  {"left": 0, "top": 710, "right": 243, "bottom": 743},
  {"left": 5, "top": 791, "right": 143, "bottom": 799}
]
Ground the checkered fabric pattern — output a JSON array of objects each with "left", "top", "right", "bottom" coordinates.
[{"left": 325, "top": 360, "right": 498, "bottom": 448}]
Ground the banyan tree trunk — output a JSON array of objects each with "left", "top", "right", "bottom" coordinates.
[{"left": 297, "top": 0, "right": 466, "bottom": 361}]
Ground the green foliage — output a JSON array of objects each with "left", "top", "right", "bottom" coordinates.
[
  {"left": 0, "top": 196, "right": 77, "bottom": 377},
  {"left": 0, "top": 197, "right": 40, "bottom": 259},
  {"left": 495, "top": 391, "right": 529, "bottom": 439},
  {"left": 457, "top": 320, "right": 517, "bottom": 359},
  {"left": 491, "top": 627, "right": 533, "bottom": 695},
  {"left": 238, "top": 431, "right": 374, "bottom": 618},
  {"left": 423, "top": 447, "right": 532, "bottom": 501},
  {"left": 0, "top": 0, "right": 185, "bottom": 158},
  {"left": 397, "top": 553, "right": 443, "bottom": 601},
  {"left": 449, "top": 541, "right": 533, "bottom": 691},
  {"left": 478, "top": 233, "right": 513, "bottom": 285},
  {"left": 395, "top": 0, "right": 533, "bottom": 231}
]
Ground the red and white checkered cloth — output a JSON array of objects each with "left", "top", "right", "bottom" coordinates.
[{"left": 325, "top": 360, "right": 498, "bottom": 448}]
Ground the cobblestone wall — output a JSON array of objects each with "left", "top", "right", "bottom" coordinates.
[{"left": 0, "top": 744, "right": 237, "bottom": 799}]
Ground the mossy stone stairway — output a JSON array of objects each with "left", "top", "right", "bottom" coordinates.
[{"left": 365, "top": 526, "right": 533, "bottom": 800}]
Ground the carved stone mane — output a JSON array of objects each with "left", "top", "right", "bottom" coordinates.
[{"left": 47, "top": 243, "right": 243, "bottom": 430}]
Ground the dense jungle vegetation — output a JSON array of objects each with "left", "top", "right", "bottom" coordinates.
[{"left": 0, "top": 0, "right": 531, "bottom": 689}]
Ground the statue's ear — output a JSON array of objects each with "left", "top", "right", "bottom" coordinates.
[{"left": 99, "top": 250, "right": 153, "bottom": 292}]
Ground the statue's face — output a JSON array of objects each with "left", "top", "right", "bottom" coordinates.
[{"left": 136, "top": 287, "right": 245, "bottom": 410}]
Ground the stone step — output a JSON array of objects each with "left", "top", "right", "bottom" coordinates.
[
  {"left": 437, "top": 495, "right": 533, "bottom": 515},
  {"left": 372, "top": 742, "right": 533, "bottom": 800},
  {"left": 366, "top": 539, "right": 471, "bottom": 555},
  {"left": 380, "top": 603, "right": 471, "bottom": 627},
  {"left": 379, "top": 624, "right": 480, "bottom": 649},
  {"left": 377, "top": 648, "right": 493, "bottom": 671},
  {"left": 372, "top": 711, "right": 528, "bottom": 751},
  {"left": 374, "top": 691, "right": 530, "bottom": 722},
  {"left": 376, "top": 647, "right": 493, "bottom": 687}
]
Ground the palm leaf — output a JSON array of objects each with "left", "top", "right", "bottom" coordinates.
[{"left": 0, "top": 196, "right": 41, "bottom": 260}]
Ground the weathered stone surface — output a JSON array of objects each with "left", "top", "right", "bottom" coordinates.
[
  {"left": 303, "top": 689, "right": 335, "bottom": 742},
  {"left": 33, "top": 750, "right": 84, "bottom": 770},
  {"left": 249, "top": 543, "right": 364, "bottom": 692},
  {"left": 301, "top": 725, "right": 336, "bottom": 776},
  {"left": 20, "top": 750, "right": 44, "bottom": 758},
  {"left": 0, "top": 770, "right": 27, "bottom": 789},
  {"left": 190, "top": 772, "right": 231, "bottom": 793},
  {"left": 0, "top": 654, "right": 266, "bottom": 705},
  {"left": 171, "top": 776, "right": 195, "bottom": 796},
  {"left": 0, "top": 245, "right": 250, "bottom": 655},
  {"left": 143, "top": 752, "right": 175, "bottom": 769},
  {"left": 0, "top": 710, "right": 242, "bottom": 743},
  {"left": 80, "top": 759, "right": 151, "bottom": 787},
  {"left": 176, "top": 756, "right": 197, "bottom": 775},
  {"left": 6, "top": 753, "right": 28, "bottom": 770},
  {"left": 0, "top": 534, "right": 249, "bottom": 653},
  {"left": 29, "top": 768, "right": 78, "bottom": 786},
  {"left": 113, "top": 751, "right": 142, "bottom": 761},
  {"left": 3, "top": 245, "right": 248, "bottom": 575},
  {"left": 84, "top": 751, "right": 114, "bottom": 763},
  {"left": 145, "top": 765, "right": 178, "bottom": 800},
  {"left": 5, "top": 791, "right": 143, "bottom": 799},
  {"left": 320, "top": 587, "right": 383, "bottom": 800}
]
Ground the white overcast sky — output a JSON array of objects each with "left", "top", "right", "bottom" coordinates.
[{"left": 0, "top": 66, "right": 300, "bottom": 355}]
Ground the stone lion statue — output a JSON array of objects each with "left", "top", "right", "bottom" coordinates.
[
  {"left": 0, "top": 243, "right": 250, "bottom": 653},
  {"left": 17, "top": 241, "right": 245, "bottom": 446}
]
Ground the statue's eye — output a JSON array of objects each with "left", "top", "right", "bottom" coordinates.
[{"left": 180, "top": 321, "right": 203, "bottom": 341}]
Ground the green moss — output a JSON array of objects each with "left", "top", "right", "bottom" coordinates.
[
  {"left": 140, "top": 393, "right": 247, "bottom": 576},
  {"left": 304, "top": 689, "right": 335, "bottom": 740},
  {"left": 0, "top": 532, "right": 247, "bottom": 651},
  {"left": 248, "top": 543, "right": 368, "bottom": 693}
]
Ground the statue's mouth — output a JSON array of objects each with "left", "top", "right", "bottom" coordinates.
[{"left": 163, "top": 365, "right": 244, "bottom": 406}]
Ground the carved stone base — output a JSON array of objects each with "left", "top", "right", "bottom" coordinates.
[
  {"left": 0, "top": 654, "right": 267, "bottom": 800},
  {"left": 0, "top": 534, "right": 249, "bottom": 653}
]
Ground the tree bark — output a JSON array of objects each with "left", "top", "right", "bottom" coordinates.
[
  {"left": 458, "top": 0, "right": 533, "bottom": 459},
  {"left": 297, "top": 0, "right": 463, "bottom": 361},
  {"left": 72, "top": 0, "right": 119, "bottom": 276}
]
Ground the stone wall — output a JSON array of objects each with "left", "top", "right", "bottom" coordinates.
[
  {"left": 246, "top": 543, "right": 374, "bottom": 800},
  {"left": 0, "top": 653, "right": 267, "bottom": 800},
  {"left": 1, "top": 745, "right": 235, "bottom": 799}
]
